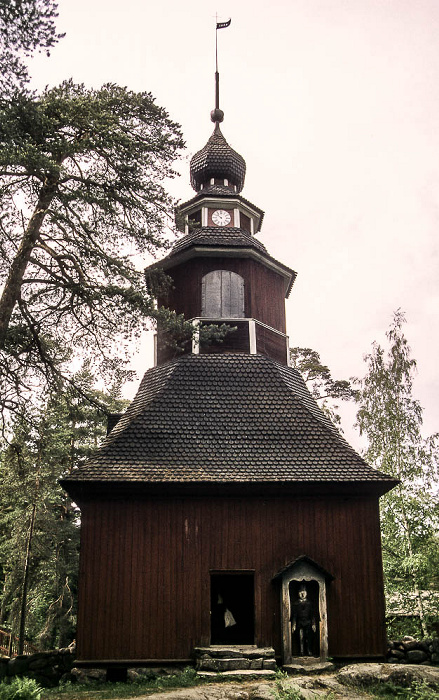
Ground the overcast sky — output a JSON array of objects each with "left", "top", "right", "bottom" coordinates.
[{"left": 30, "top": 0, "right": 439, "bottom": 449}]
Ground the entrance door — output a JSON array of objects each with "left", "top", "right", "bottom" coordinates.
[
  {"left": 289, "top": 579, "right": 320, "bottom": 657},
  {"left": 210, "top": 573, "right": 254, "bottom": 644}
]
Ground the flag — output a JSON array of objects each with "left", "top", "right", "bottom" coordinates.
[{"left": 216, "top": 19, "right": 231, "bottom": 29}]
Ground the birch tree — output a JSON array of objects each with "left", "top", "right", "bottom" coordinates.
[{"left": 355, "top": 311, "right": 439, "bottom": 636}]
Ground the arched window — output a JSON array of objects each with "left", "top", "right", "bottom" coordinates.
[{"left": 201, "top": 270, "right": 245, "bottom": 318}]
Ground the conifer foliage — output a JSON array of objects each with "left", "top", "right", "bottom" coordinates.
[
  {"left": 0, "top": 81, "right": 184, "bottom": 426},
  {"left": 0, "top": 368, "right": 127, "bottom": 650},
  {"left": 355, "top": 311, "right": 439, "bottom": 636},
  {"left": 289, "top": 346, "right": 358, "bottom": 427},
  {"left": 0, "top": 0, "right": 62, "bottom": 94}
]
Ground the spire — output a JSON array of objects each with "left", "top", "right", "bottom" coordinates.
[
  {"left": 189, "top": 17, "right": 246, "bottom": 193},
  {"left": 210, "top": 17, "right": 230, "bottom": 124},
  {"left": 210, "top": 71, "right": 224, "bottom": 125}
]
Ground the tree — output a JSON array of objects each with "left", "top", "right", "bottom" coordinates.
[
  {"left": 289, "top": 346, "right": 358, "bottom": 427},
  {"left": 0, "top": 367, "right": 127, "bottom": 649},
  {"left": 0, "top": 80, "right": 184, "bottom": 426},
  {"left": 355, "top": 311, "right": 439, "bottom": 637},
  {"left": 0, "top": 0, "right": 62, "bottom": 95}
]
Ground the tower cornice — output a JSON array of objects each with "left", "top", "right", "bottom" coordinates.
[{"left": 148, "top": 242, "right": 296, "bottom": 299}]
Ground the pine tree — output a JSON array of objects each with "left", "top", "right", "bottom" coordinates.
[
  {"left": 355, "top": 311, "right": 439, "bottom": 636},
  {"left": 289, "top": 346, "right": 358, "bottom": 428},
  {"left": 0, "top": 367, "right": 127, "bottom": 650},
  {"left": 0, "top": 80, "right": 184, "bottom": 427},
  {"left": 0, "top": 0, "right": 62, "bottom": 95}
]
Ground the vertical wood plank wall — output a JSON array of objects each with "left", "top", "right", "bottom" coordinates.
[
  {"left": 76, "top": 495, "right": 386, "bottom": 661},
  {"left": 159, "top": 258, "right": 287, "bottom": 334}
]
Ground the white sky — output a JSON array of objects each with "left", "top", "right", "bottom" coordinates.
[{"left": 29, "top": 0, "right": 439, "bottom": 450}]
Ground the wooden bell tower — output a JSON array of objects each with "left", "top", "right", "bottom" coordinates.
[{"left": 152, "top": 107, "right": 296, "bottom": 366}]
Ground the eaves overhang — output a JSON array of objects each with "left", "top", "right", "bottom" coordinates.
[
  {"left": 61, "top": 478, "right": 399, "bottom": 506},
  {"left": 177, "top": 192, "right": 265, "bottom": 232},
  {"left": 149, "top": 245, "right": 297, "bottom": 297},
  {"left": 272, "top": 555, "right": 335, "bottom": 582}
]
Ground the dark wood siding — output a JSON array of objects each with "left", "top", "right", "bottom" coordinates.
[
  {"left": 255, "top": 324, "right": 288, "bottom": 364},
  {"left": 158, "top": 258, "right": 287, "bottom": 334},
  {"left": 76, "top": 495, "right": 386, "bottom": 662}
]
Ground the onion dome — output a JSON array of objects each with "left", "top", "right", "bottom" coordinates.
[{"left": 190, "top": 122, "right": 246, "bottom": 193}]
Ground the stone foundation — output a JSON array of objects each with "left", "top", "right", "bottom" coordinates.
[
  {"left": 387, "top": 636, "right": 439, "bottom": 665},
  {"left": 0, "top": 644, "right": 76, "bottom": 688}
]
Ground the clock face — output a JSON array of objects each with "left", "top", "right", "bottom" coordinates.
[{"left": 212, "top": 209, "right": 231, "bottom": 226}]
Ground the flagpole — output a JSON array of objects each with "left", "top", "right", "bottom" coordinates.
[
  {"left": 211, "top": 17, "right": 231, "bottom": 123},
  {"left": 215, "top": 15, "right": 219, "bottom": 112},
  {"left": 215, "top": 13, "right": 218, "bottom": 74}
]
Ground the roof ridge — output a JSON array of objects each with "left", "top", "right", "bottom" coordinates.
[
  {"left": 101, "top": 359, "right": 180, "bottom": 448},
  {"left": 272, "top": 360, "right": 391, "bottom": 475}
]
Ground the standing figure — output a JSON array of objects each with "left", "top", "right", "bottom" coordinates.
[{"left": 291, "top": 583, "right": 318, "bottom": 656}]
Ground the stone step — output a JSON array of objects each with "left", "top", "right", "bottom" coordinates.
[
  {"left": 197, "top": 669, "right": 276, "bottom": 678},
  {"left": 196, "top": 656, "right": 276, "bottom": 672},
  {"left": 193, "top": 645, "right": 275, "bottom": 660},
  {"left": 194, "top": 646, "right": 277, "bottom": 673},
  {"left": 283, "top": 660, "right": 335, "bottom": 674}
]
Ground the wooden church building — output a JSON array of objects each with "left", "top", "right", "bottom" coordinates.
[{"left": 62, "top": 92, "right": 397, "bottom": 672}]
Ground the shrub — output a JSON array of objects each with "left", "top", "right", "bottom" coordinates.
[{"left": 0, "top": 677, "right": 42, "bottom": 700}]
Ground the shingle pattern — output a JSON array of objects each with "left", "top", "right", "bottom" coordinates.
[
  {"left": 190, "top": 124, "right": 246, "bottom": 193},
  {"left": 169, "top": 227, "right": 268, "bottom": 256},
  {"left": 62, "top": 354, "right": 393, "bottom": 485}
]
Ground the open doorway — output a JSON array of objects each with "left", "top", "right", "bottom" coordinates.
[
  {"left": 210, "top": 572, "right": 254, "bottom": 645},
  {"left": 289, "top": 579, "right": 320, "bottom": 657}
]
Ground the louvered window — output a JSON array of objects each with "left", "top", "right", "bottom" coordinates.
[{"left": 201, "top": 270, "right": 244, "bottom": 318}]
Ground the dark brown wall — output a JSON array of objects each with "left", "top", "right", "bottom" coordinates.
[
  {"left": 159, "top": 258, "right": 287, "bottom": 333},
  {"left": 76, "top": 495, "right": 386, "bottom": 662},
  {"left": 255, "top": 324, "right": 288, "bottom": 364}
]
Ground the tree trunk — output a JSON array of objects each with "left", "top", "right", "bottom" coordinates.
[
  {"left": 0, "top": 178, "right": 58, "bottom": 348},
  {"left": 17, "top": 503, "right": 36, "bottom": 655}
]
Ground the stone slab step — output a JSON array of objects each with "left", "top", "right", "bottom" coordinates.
[
  {"left": 197, "top": 669, "right": 277, "bottom": 678},
  {"left": 283, "top": 660, "right": 335, "bottom": 675},
  {"left": 194, "top": 646, "right": 275, "bottom": 660},
  {"left": 197, "top": 657, "right": 276, "bottom": 672}
]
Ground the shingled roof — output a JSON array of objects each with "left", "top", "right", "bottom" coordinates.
[
  {"left": 190, "top": 123, "right": 246, "bottom": 192},
  {"left": 62, "top": 354, "right": 396, "bottom": 493},
  {"left": 170, "top": 227, "right": 268, "bottom": 255}
]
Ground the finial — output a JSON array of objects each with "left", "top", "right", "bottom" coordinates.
[
  {"left": 210, "top": 108, "right": 224, "bottom": 124},
  {"left": 212, "top": 17, "right": 231, "bottom": 124}
]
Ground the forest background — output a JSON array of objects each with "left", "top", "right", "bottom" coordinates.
[{"left": 0, "top": 0, "right": 438, "bottom": 652}]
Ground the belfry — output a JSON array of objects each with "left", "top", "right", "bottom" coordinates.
[{"left": 62, "top": 49, "right": 396, "bottom": 675}]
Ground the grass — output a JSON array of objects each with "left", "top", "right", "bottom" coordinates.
[
  {"left": 40, "top": 666, "right": 268, "bottom": 700},
  {"left": 41, "top": 667, "right": 202, "bottom": 699},
  {"left": 363, "top": 680, "right": 439, "bottom": 700},
  {"left": 17, "top": 667, "right": 439, "bottom": 700}
]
